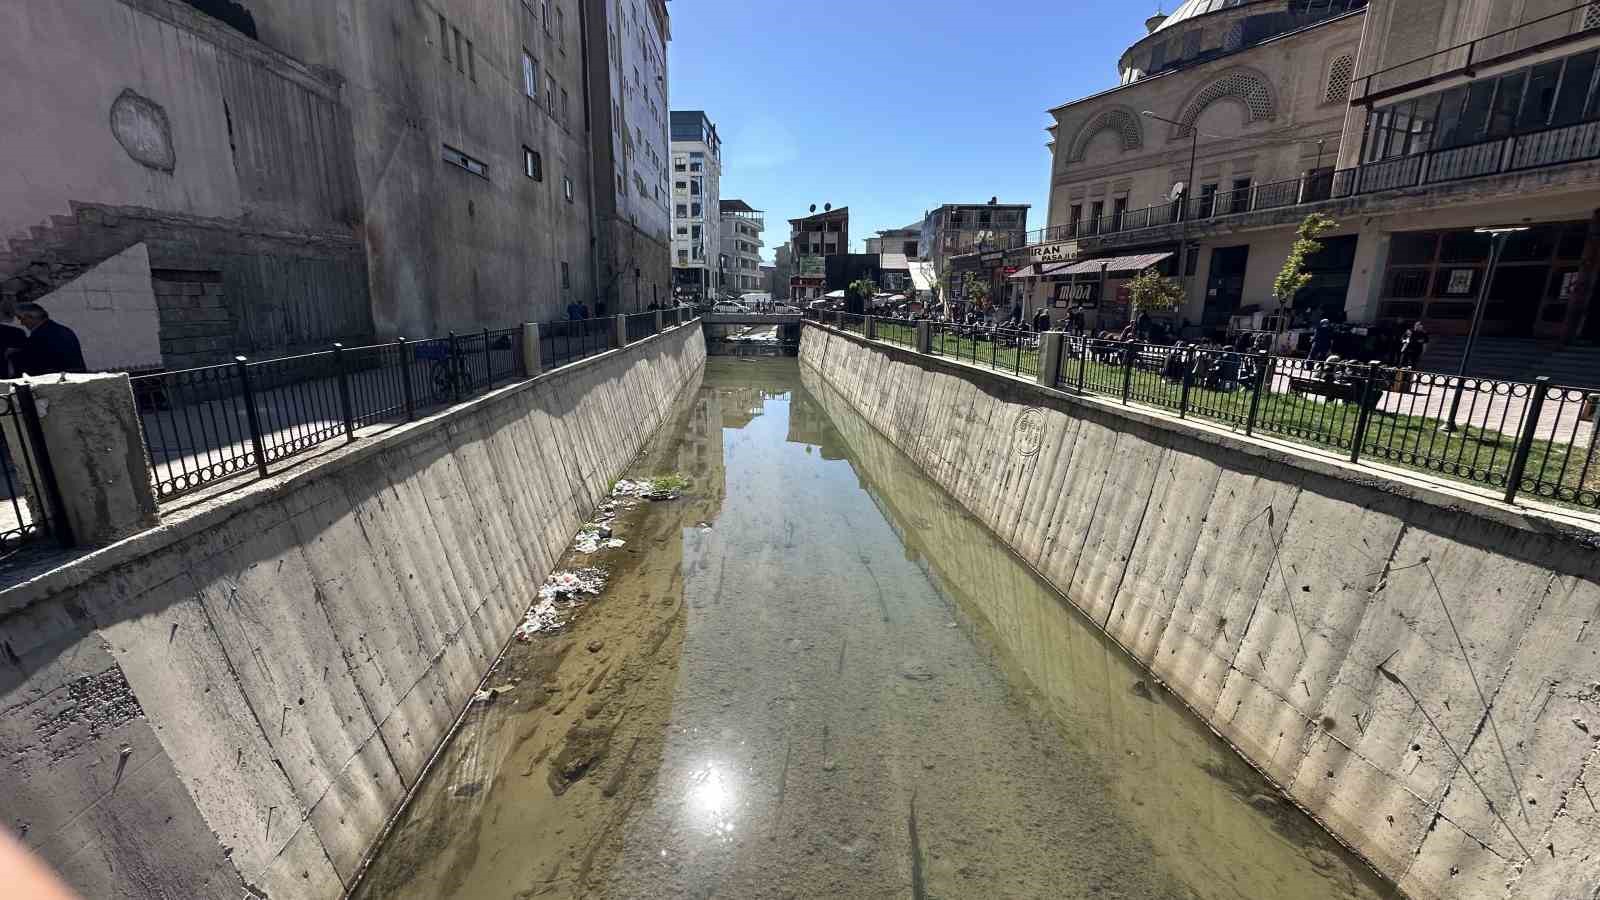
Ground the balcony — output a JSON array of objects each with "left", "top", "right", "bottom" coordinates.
[
  {"left": 1353, "top": 3, "right": 1599, "bottom": 104},
  {"left": 1024, "top": 116, "right": 1600, "bottom": 248}
]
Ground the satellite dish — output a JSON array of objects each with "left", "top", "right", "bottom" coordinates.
[
  {"left": 824, "top": 203, "right": 832, "bottom": 212},
  {"left": 809, "top": 204, "right": 817, "bottom": 213},
  {"left": 1169, "top": 182, "right": 1187, "bottom": 201}
]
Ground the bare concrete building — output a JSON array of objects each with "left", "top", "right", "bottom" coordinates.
[
  {"left": 584, "top": 0, "right": 673, "bottom": 314},
  {"left": 787, "top": 206, "right": 848, "bottom": 303},
  {"left": 720, "top": 200, "right": 766, "bottom": 294}
]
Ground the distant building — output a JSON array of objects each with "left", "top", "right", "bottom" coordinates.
[
  {"left": 669, "top": 111, "right": 722, "bottom": 300},
  {"left": 875, "top": 223, "right": 922, "bottom": 293},
  {"left": 787, "top": 207, "right": 849, "bottom": 302},
  {"left": 585, "top": 0, "right": 673, "bottom": 314},
  {"left": 760, "top": 264, "right": 778, "bottom": 297},
  {"left": 772, "top": 242, "right": 794, "bottom": 300},
  {"left": 923, "top": 201, "right": 1030, "bottom": 315},
  {"left": 719, "top": 200, "right": 765, "bottom": 294}
]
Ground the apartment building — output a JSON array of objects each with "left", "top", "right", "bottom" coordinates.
[
  {"left": 720, "top": 199, "right": 766, "bottom": 294},
  {"left": 584, "top": 0, "right": 673, "bottom": 314},
  {"left": 923, "top": 201, "right": 1030, "bottom": 312},
  {"left": 787, "top": 206, "right": 848, "bottom": 302},
  {"left": 1022, "top": 0, "right": 1600, "bottom": 378},
  {"left": 669, "top": 110, "right": 721, "bottom": 299}
]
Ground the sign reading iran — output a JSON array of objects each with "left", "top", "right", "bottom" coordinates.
[{"left": 1028, "top": 241, "right": 1079, "bottom": 263}]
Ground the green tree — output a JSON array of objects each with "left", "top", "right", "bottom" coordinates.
[
  {"left": 1126, "top": 269, "right": 1185, "bottom": 324},
  {"left": 1272, "top": 213, "right": 1338, "bottom": 326},
  {"left": 961, "top": 271, "right": 990, "bottom": 309}
]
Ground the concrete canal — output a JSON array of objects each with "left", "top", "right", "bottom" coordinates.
[{"left": 352, "top": 358, "right": 1397, "bottom": 899}]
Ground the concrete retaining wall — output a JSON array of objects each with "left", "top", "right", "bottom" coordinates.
[
  {"left": 800, "top": 324, "right": 1600, "bottom": 900},
  {"left": 0, "top": 323, "right": 705, "bottom": 899}
]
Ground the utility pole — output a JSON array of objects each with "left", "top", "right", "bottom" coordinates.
[{"left": 1443, "top": 226, "right": 1527, "bottom": 431}]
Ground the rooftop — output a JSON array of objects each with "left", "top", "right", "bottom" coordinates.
[{"left": 720, "top": 199, "right": 760, "bottom": 214}]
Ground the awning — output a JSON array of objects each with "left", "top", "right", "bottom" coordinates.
[
  {"left": 1057, "top": 252, "right": 1173, "bottom": 276},
  {"left": 824, "top": 289, "right": 847, "bottom": 299},
  {"left": 1008, "top": 262, "right": 1070, "bottom": 279}
]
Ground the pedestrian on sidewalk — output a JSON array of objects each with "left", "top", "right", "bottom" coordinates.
[
  {"left": 1400, "top": 321, "right": 1428, "bottom": 369},
  {"left": 13, "top": 303, "right": 85, "bottom": 375}
]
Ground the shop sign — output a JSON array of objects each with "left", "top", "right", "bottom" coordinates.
[
  {"left": 980, "top": 251, "right": 1005, "bottom": 265},
  {"left": 1053, "top": 281, "right": 1098, "bottom": 307},
  {"left": 1445, "top": 269, "right": 1475, "bottom": 295},
  {"left": 1029, "top": 241, "right": 1079, "bottom": 264}
]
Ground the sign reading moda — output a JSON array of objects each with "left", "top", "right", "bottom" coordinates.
[{"left": 1028, "top": 241, "right": 1079, "bottom": 263}]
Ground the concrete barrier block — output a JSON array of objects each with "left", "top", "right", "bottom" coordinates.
[
  {"left": 522, "top": 322, "right": 541, "bottom": 374},
  {"left": 6, "top": 373, "right": 157, "bottom": 546}
]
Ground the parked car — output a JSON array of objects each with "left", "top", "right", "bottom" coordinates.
[
  {"left": 772, "top": 304, "right": 802, "bottom": 314},
  {"left": 711, "top": 301, "right": 750, "bottom": 314}
]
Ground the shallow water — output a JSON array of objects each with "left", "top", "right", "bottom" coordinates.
[{"left": 354, "top": 357, "right": 1396, "bottom": 900}]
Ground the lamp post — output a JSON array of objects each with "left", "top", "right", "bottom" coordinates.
[
  {"left": 1442, "top": 226, "right": 1528, "bottom": 432},
  {"left": 1142, "top": 110, "right": 1201, "bottom": 223}
]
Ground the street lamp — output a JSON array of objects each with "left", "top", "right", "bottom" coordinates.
[
  {"left": 1142, "top": 110, "right": 1202, "bottom": 222},
  {"left": 1442, "top": 225, "right": 1529, "bottom": 431}
]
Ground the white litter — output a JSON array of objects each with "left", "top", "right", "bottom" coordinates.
[
  {"left": 515, "top": 568, "right": 608, "bottom": 640},
  {"left": 573, "top": 524, "right": 626, "bottom": 553},
  {"left": 612, "top": 478, "right": 681, "bottom": 501}
]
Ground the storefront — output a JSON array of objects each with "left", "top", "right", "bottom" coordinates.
[{"left": 1376, "top": 221, "right": 1591, "bottom": 339}]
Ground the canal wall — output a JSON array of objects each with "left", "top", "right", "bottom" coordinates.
[
  {"left": 0, "top": 323, "right": 705, "bottom": 899},
  {"left": 800, "top": 324, "right": 1600, "bottom": 900}
]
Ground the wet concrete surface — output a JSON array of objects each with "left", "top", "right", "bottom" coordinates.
[{"left": 353, "top": 358, "right": 1399, "bottom": 900}]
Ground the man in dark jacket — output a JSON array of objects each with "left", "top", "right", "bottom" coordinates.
[
  {"left": 13, "top": 303, "right": 86, "bottom": 375},
  {"left": 1032, "top": 308, "right": 1051, "bottom": 333}
]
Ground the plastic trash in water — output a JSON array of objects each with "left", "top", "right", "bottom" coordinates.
[{"left": 515, "top": 568, "right": 609, "bottom": 640}]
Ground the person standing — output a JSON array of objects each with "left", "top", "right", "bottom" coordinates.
[
  {"left": 13, "top": 303, "right": 85, "bottom": 375},
  {"left": 1401, "top": 320, "right": 1429, "bottom": 369},
  {"left": 1309, "top": 318, "right": 1333, "bottom": 362},
  {"left": 1033, "top": 307, "right": 1051, "bottom": 334}
]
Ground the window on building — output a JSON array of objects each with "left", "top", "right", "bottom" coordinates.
[
  {"left": 562, "top": 260, "right": 571, "bottom": 289},
  {"left": 555, "top": 6, "right": 565, "bottom": 52},
  {"left": 678, "top": 249, "right": 689, "bottom": 264},
  {"left": 439, "top": 15, "right": 450, "bottom": 61},
  {"left": 524, "top": 147, "right": 543, "bottom": 180},
  {"left": 453, "top": 27, "right": 465, "bottom": 73},
  {"left": 1228, "top": 178, "right": 1251, "bottom": 214},
  {"left": 1068, "top": 203, "right": 1082, "bottom": 232},
  {"left": 691, "top": 202, "right": 701, "bottom": 216},
  {"left": 561, "top": 88, "right": 570, "bottom": 127},
  {"left": 675, "top": 180, "right": 686, "bottom": 190},
  {"left": 547, "top": 75, "right": 558, "bottom": 116},
  {"left": 690, "top": 179, "right": 701, "bottom": 195},
  {"left": 617, "top": 173, "right": 625, "bottom": 194},
  {"left": 443, "top": 145, "right": 488, "bottom": 178},
  {"left": 1112, "top": 196, "right": 1128, "bottom": 227},
  {"left": 541, "top": 0, "right": 551, "bottom": 32},
  {"left": 563, "top": 175, "right": 574, "bottom": 202},
  {"left": 522, "top": 51, "right": 538, "bottom": 98},
  {"left": 676, "top": 203, "right": 687, "bottom": 216},
  {"left": 676, "top": 226, "right": 687, "bottom": 235},
  {"left": 1088, "top": 200, "right": 1104, "bottom": 232},
  {"left": 691, "top": 225, "right": 701, "bottom": 239}
]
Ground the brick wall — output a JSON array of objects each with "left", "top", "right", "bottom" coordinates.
[{"left": 152, "top": 269, "right": 237, "bottom": 370}]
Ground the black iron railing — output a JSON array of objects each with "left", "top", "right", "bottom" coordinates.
[
  {"left": 812, "top": 317, "right": 1600, "bottom": 512},
  {"left": 1353, "top": 3, "right": 1598, "bottom": 102},
  {"left": 1019, "top": 115, "right": 1600, "bottom": 251},
  {"left": 131, "top": 313, "right": 694, "bottom": 505}
]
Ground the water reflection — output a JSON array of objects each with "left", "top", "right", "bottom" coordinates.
[{"left": 603, "top": 359, "right": 1394, "bottom": 900}]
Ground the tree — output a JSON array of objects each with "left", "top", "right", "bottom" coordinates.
[
  {"left": 961, "top": 271, "right": 990, "bottom": 310},
  {"left": 1272, "top": 213, "right": 1338, "bottom": 327},
  {"left": 1126, "top": 269, "right": 1185, "bottom": 324},
  {"left": 847, "top": 278, "right": 877, "bottom": 314}
]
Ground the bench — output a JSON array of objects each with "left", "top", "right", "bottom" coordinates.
[{"left": 1288, "top": 376, "right": 1379, "bottom": 407}]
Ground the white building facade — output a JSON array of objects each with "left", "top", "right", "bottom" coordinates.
[{"left": 669, "top": 110, "right": 722, "bottom": 299}]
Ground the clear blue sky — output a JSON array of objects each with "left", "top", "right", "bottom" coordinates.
[{"left": 666, "top": 2, "right": 1152, "bottom": 260}]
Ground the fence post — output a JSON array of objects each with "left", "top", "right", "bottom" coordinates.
[
  {"left": 1037, "top": 332, "right": 1063, "bottom": 389},
  {"left": 915, "top": 320, "right": 932, "bottom": 354},
  {"left": 1349, "top": 363, "right": 1380, "bottom": 463},
  {"left": 864, "top": 315, "right": 876, "bottom": 340},
  {"left": 236, "top": 356, "right": 270, "bottom": 479},
  {"left": 1245, "top": 352, "right": 1270, "bottom": 436},
  {"left": 1077, "top": 336, "right": 1089, "bottom": 393},
  {"left": 447, "top": 331, "right": 463, "bottom": 402},
  {"left": 396, "top": 338, "right": 416, "bottom": 421},
  {"left": 613, "top": 314, "right": 628, "bottom": 349},
  {"left": 654, "top": 309, "right": 664, "bottom": 334},
  {"left": 333, "top": 342, "right": 356, "bottom": 443},
  {"left": 1503, "top": 377, "right": 1550, "bottom": 504},
  {"left": 13, "top": 384, "right": 75, "bottom": 549},
  {"left": 1178, "top": 347, "right": 1194, "bottom": 418},
  {"left": 481, "top": 327, "right": 492, "bottom": 384},
  {"left": 1119, "top": 341, "right": 1134, "bottom": 404},
  {"left": 522, "top": 323, "right": 542, "bottom": 375}
]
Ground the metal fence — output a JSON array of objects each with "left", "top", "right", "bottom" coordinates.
[
  {"left": 131, "top": 313, "right": 692, "bottom": 505},
  {"left": 928, "top": 322, "right": 1040, "bottom": 380},
  {"left": 1052, "top": 337, "right": 1598, "bottom": 510},
  {"left": 0, "top": 385, "right": 72, "bottom": 553},
  {"left": 814, "top": 318, "right": 1599, "bottom": 512}
]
